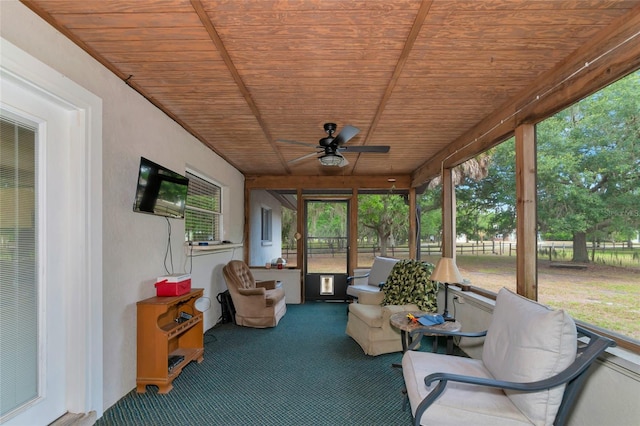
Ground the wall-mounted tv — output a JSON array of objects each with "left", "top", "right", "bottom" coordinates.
[{"left": 133, "top": 157, "right": 189, "bottom": 219}]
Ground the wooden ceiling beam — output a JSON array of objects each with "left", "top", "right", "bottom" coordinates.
[
  {"left": 20, "top": 0, "right": 246, "bottom": 173},
  {"left": 245, "top": 175, "right": 411, "bottom": 191},
  {"left": 411, "top": 3, "right": 640, "bottom": 188},
  {"left": 190, "top": 0, "right": 291, "bottom": 174},
  {"left": 353, "top": 0, "right": 433, "bottom": 171}
]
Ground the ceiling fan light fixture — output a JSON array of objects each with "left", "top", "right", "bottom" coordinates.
[{"left": 319, "top": 152, "right": 345, "bottom": 167}]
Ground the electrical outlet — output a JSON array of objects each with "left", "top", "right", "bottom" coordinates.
[{"left": 454, "top": 295, "right": 465, "bottom": 304}]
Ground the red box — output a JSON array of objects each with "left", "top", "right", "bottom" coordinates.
[{"left": 155, "top": 274, "right": 191, "bottom": 296}]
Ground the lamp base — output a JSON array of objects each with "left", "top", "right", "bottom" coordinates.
[{"left": 442, "top": 283, "right": 455, "bottom": 321}]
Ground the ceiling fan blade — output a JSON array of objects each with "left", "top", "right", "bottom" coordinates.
[
  {"left": 339, "top": 145, "right": 390, "bottom": 153},
  {"left": 332, "top": 125, "right": 360, "bottom": 146},
  {"left": 277, "top": 139, "right": 318, "bottom": 149},
  {"left": 288, "top": 152, "right": 318, "bottom": 165}
]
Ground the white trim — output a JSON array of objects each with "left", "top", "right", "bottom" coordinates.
[
  {"left": 1, "top": 37, "right": 104, "bottom": 418},
  {"left": 185, "top": 166, "right": 224, "bottom": 189}
]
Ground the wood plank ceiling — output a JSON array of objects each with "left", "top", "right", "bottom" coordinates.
[{"left": 22, "top": 0, "right": 640, "bottom": 186}]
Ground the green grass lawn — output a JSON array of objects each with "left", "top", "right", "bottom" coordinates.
[{"left": 426, "top": 254, "right": 640, "bottom": 340}]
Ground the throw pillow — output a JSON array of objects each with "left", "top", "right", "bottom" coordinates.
[{"left": 483, "top": 288, "right": 577, "bottom": 425}]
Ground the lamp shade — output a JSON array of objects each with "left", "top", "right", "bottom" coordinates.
[{"left": 431, "top": 257, "right": 464, "bottom": 284}]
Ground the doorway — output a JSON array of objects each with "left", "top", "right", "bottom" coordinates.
[
  {"left": 1, "top": 39, "right": 103, "bottom": 424},
  {"left": 304, "top": 199, "right": 350, "bottom": 301}
]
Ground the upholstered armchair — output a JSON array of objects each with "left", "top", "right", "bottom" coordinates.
[
  {"left": 346, "top": 260, "right": 437, "bottom": 356},
  {"left": 402, "top": 288, "right": 615, "bottom": 425},
  {"left": 222, "top": 260, "right": 286, "bottom": 328}
]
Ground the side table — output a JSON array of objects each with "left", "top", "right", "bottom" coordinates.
[{"left": 389, "top": 311, "right": 461, "bottom": 354}]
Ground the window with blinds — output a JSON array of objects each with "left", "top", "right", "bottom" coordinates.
[
  {"left": 184, "top": 171, "right": 221, "bottom": 242},
  {"left": 261, "top": 207, "right": 272, "bottom": 244},
  {"left": 0, "top": 116, "right": 39, "bottom": 416}
]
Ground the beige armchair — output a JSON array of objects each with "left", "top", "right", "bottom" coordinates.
[
  {"left": 222, "top": 260, "right": 286, "bottom": 328},
  {"left": 346, "top": 259, "right": 438, "bottom": 356},
  {"left": 346, "top": 291, "right": 419, "bottom": 356}
]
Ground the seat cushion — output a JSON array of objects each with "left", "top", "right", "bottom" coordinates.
[
  {"left": 482, "top": 288, "right": 577, "bottom": 425},
  {"left": 346, "top": 283, "right": 380, "bottom": 298},
  {"left": 403, "top": 351, "right": 534, "bottom": 425},
  {"left": 348, "top": 303, "right": 384, "bottom": 328}
]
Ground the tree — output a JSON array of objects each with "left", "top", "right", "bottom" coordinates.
[
  {"left": 424, "top": 152, "right": 494, "bottom": 242},
  {"left": 358, "top": 193, "right": 408, "bottom": 256},
  {"left": 455, "top": 139, "right": 516, "bottom": 241},
  {"left": 536, "top": 71, "right": 640, "bottom": 262},
  {"left": 306, "top": 201, "right": 348, "bottom": 249},
  {"left": 281, "top": 207, "right": 296, "bottom": 248},
  {"left": 418, "top": 187, "right": 442, "bottom": 244},
  {"left": 427, "top": 153, "right": 491, "bottom": 188}
]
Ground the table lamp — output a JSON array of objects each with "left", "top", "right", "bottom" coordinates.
[{"left": 431, "top": 257, "right": 464, "bottom": 321}]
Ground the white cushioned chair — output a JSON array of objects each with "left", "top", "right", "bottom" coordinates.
[
  {"left": 401, "top": 287, "right": 615, "bottom": 426},
  {"left": 346, "top": 290, "right": 419, "bottom": 356},
  {"left": 346, "top": 260, "right": 437, "bottom": 356},
  {"left": 346, "top": 256, "right": 399, "bottom": 300}
]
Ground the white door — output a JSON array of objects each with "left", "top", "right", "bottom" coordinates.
[{"left": 1, "top": 72, "right": 71, "bottom": 425}]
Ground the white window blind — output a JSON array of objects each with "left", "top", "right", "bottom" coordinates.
[
  {"left": 0, "top": 116, "right": 39, "bottom": 416},
  {"left": 184, "top": 171, "right": 221, "bottom": 242}
]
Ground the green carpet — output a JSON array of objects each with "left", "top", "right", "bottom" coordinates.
[{"left": 96, "top": 302, "right": 458, "bottom": 425}]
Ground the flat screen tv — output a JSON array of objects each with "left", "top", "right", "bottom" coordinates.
[{"left": 133, "top": 157, "right": 189, "bottom": 219}]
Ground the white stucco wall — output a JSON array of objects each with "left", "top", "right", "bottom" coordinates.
[
  {"left": 1, "top": 1, "right": 244, "bottom": 412},
  {"left": 249, "top": 190, "right": 283, "bottom": 267}
]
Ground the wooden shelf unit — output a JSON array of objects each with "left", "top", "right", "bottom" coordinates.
[{"left": 136, "top": 288, "right": 204, "bottom": 394}]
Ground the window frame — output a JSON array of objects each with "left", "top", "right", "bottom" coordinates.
[{"left": 184, "top": 169, "right": 222, "bottom": 244}]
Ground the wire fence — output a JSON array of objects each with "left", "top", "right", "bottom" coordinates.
[{"left": 282, "top": 240, "right": 640, "bottom": 268}]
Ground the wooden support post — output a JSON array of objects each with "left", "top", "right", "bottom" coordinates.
[
  {"left": 296, "top": 188, "right": 304, "bottom": 274},
  {"left": 441, "top": 168, "right": 456, "bottom": 259},
  {"left": 349, "top": 189, "right": 359, "bottom": 274},
  {"left": 243, "top": 184, "right": 250, "bottom": 263},
  {"left": 515, "top": 124, "right": 538, "bottom": 300},
  {"left": 409, "top": 187, "right": 417, "bottom": 259}
]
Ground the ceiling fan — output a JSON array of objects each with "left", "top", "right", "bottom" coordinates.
[{"left": 278, "top": 123, "right": 390, "bottom": 167}]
